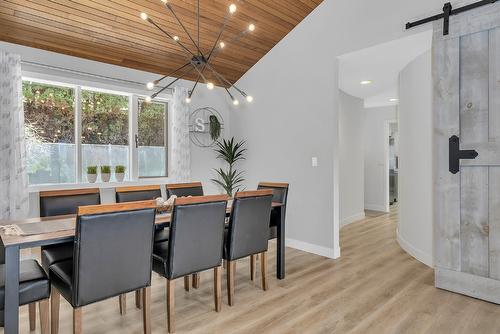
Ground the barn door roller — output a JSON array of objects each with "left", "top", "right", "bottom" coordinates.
[
  {"left": 449, "top": 135, "right": 478, "bottom": 174},
  {"left": 406, "top": 0, "right": 498, "bottom": 35}
]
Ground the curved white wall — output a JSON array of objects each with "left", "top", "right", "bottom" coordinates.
[{"left": 398, "top": 50, "right": 433, "bottom": 267}]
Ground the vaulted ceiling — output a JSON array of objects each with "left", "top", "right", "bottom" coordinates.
[{"left": 0, "top": 0, "right": 323, "bottom": 85}]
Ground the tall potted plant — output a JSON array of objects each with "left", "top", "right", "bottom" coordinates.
[{"left": 212, "top": 137, "right": 246, "bottom": 197}]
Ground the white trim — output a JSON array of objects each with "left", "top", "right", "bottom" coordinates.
[
  {"left": 28, "top": 177, "right": 171, "bottom": 193},
  {"left": 286, "top": 238, "right": 337, "bottom": 259},
  {"left": 364, "top": 204, "right": 388, "bottom": 212},
  {"left": 396, "top": 228, "right": 433, "bottom": 268},
  {"left": 341, "top": 212, "right": 366, "bottom": 227}
]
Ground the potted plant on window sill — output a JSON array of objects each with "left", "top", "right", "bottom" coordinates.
[
  {"left": 115, "top": 165, "right": 126, "bottom": 182},
  {"left": 87, "top": 166, "right": 98, "bottom": 183},
  {"left": 100, "top": 165, "right": 111, "bottom": 182}
]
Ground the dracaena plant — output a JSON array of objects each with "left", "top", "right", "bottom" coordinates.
[{"left": 211, "top": 137, "right": 246, "bottom": 197}]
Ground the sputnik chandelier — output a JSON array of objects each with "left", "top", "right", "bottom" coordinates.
[{"left": 140, "top": 0, "right": 254, "bottom": 106}]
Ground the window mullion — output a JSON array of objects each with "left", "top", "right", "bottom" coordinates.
[
  {"left": 75, "top": 86, "right": 82, "bottom": 183},
  {"left": 130, "top": 95, "right": 139, "bottom": 181}
]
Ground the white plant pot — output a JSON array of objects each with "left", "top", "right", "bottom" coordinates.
[
  {"left": 115, "top": 172, "right": 125, "bottom": 182},
  {"left": 101, "top": 173, "right": 111, "bottom": 182},
  {"left": 87, "top": 174, "right": 97, "bottom": 183}
]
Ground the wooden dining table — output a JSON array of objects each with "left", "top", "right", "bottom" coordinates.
[{"left": 0, "top": 201, "right": 286, "bottom": 334}]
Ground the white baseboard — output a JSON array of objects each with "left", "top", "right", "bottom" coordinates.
[
  {"left": 365, "top": 204, "right": 388, "bottom": 212},
  {"left": 286, "top": 238, "right": 337, "bottom": 259},
  {"left": 396, "top": 229, "right": 433, "bottom": 268},
  {"left": 341, "top": 212, "right": 366, "bottom": 227}
]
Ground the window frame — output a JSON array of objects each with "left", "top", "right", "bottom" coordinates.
[{"left": 23, "top": 76, "right": 171, "bottom": 189}]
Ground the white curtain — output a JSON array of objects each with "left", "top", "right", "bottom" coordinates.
[
  {"left": 0, "top": 51, "right": 28, "bottom": 220},
  {"left": 170, "top": 86, "right": 191, "bottom": 182}
]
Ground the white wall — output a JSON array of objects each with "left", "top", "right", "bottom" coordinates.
[
  {"left": 398, "top": 50, "right": 433, "bottom": 267},
  {"left": 231, "top": 0, "right": 449, "bottom": 258},
  {"left": 0, "top": 41, "right": 233, "bottom": 216},
  {"left": 339, "top": 91, "right": 365, "bottom": 226},
  {"left": 363, "top": 106, "right": 398, "bottom": 212}
]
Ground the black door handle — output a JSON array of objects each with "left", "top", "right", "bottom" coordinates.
[{"left": 449, "top": 135, "right": 478, "bottom": 174}]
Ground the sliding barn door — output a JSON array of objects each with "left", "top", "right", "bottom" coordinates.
[{"left": 434, "top": 4, "right": 500, "bottom": 303}]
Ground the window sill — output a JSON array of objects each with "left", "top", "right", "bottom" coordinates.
[{"left": 28, "top": 178, "right": 171, "bottom": 193}]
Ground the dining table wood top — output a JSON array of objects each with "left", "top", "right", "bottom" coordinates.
[{"left": 0, "top": 202, "right": 284, "bottom": 248}]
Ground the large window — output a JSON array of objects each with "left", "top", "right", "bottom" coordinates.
[
  {"left": 24, "top": 81, "right": 76, "bottom": 185},
  {"left": 23, "top": 80, "right": 169, "bottom": 185}
]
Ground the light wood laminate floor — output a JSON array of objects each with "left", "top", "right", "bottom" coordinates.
[{"left": 11, "top": 208, "right": 500, "bottom": 333}]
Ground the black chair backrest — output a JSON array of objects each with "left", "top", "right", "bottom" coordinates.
[
  {"left": 39, "top": 189, "right": 101, "bottom": 217},
  {"left": 166, "top": 182, "right": 204, "bottom": 198},
  {"left": 115, "top": 185, "right": 162, "bottom": 203},
  {"left": 167, "top": 195, "right": 228, "bottom": 280},
  {"left": 226, "top": 190, "right": 273, "bottom": 261},
  {"left": 72, "top": 201, "right": 156, "bottom": 307},
  {"left": 257, "top": 182, "right": 289, "bottom": 204}
]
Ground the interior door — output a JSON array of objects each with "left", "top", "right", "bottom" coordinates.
[{"left": 434, "top": 3, "right": 500, "bottom": 303}]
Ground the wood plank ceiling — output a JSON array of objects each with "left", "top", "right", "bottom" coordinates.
[{"left": 0, "top": 0, "right": 323, "bottom": 85}]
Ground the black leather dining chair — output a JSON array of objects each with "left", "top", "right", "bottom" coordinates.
[
  {"left": 257, "top": 182, "right": 289, "bottom": 240},
  {"left": 49, "top": 201, "right": 156, "bottom": 334},
  {"left": 166, "top": 182, "right": 204, "bottom": 289},
  {"left": 152, "top": 195, "right": 228, "bottom": 333},
  {"left": 39, "top": 189, "right": 101, "bottom": 274},
  {"left": 0, "top": 246, "right": 50, "bottom": 333},
  {"left": 224, "top": 190, "right": 273, "bottom": 306}
]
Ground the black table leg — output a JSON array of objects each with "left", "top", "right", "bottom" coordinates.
[
  {"left": 277, "top": 206, "right": 286, "bottom": 279},
  {"left": 4, "top": 245, "right": 19, "bottom": 334}
]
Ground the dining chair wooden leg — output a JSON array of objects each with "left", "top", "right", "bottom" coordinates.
[
  {"left": 250, "top": 255, "right": 256, "bottom": 281},
  {"left": 261, "top": 251, "right": 268, "bottom": 291},
  {"left": 29, "top": 302, "right": 36, "bottom": 331},
  {"left": 135, "top": 290, "right": 142, "bottom": 309},
  {"left": 142, "top": 287, "right": 151, "bottom": 334},
  {"left": 50, "top": 288, "right": 60, "bottom": 334},
  {"left": 214, "top": 266, "right": 222, "bottom": 312},
  {"left": 39, "top": 299, "right": 50, "bottom": 334},
  {"left": 119, "top": 294, "right": 127, "bottom": 315},
  {"left": 223, "top": 260, "right": 227, "bottom": 269},
  {"left": 227, "top": 260, "right": 235, "bottom": 306},
  {"left": 192, "top": 273, "right": 200, "bottom": 289},
  {"left": 184, "top": 276, "right": 190, "bottom": 291},
  {"left": 166, "top": 279, "right": 175, "bottom": 333},
  {"left": 73, "top": 308, "right": 82, "bottom": 334}
]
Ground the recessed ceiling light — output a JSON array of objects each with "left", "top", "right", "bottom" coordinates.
[
  {"left": 389, "top": 98, "right": 399, "bottom": 102},
  {"left": 360, "top": 80, "right": 372, "bottom": 85}
]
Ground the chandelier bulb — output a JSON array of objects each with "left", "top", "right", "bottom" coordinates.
[
  {"left": 145, "top": 96, "right": 152, "bottom": 103},
  {"left": 248, "top": 24, "right": 256, "bottom": 31},
  {"left": 219, "top": 41, "right": 226, "bottom": 49},
  {"left": 160, "top": 0, "right": 168, "bottom": 3},
  {"left": 207, "top": 82, "right": 215, "bottom": 90},
  {"left": 173, "top": 36, "right": 179, "bottom": 41},
  {"left": 229, "top": 4, "right": 237, "bottom": 14},
  {"left": 185, "top": 97, "right": 192, "bottom": 103},
  {"left": 140, "top": 12, "right": 148, "bottom": 21},
  {"left": 246, "top": 95, "right": 254, "bottom": 103},
  {"left": 233, "top": 99, "right": 240, "bottom": 106},
  {"left": 146, "top": 82, "right": 155, "bottom": 90}
]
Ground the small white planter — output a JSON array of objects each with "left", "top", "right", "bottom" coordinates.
[
  {"left": 101, "top": 173, "right": 111, "bottom": 182},
  {"left": 115, "top": 173, "right": 125, "bottom": 182},
  {"left": 87, "top": 174, "right": 97, "bottom": 183}
]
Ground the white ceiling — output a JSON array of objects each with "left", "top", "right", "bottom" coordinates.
[{"left": 338, "top": 30, "right": 432, "bottom": 108}]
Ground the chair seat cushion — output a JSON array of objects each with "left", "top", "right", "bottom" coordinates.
[
  {"left": 49, "top": 260, "right": 73, "bottom": 305},
  {"left": 41, "top": 242, "right": 73, "bottom": 273},
  {"left": 0, "top": 259, "right": 50, "bottom": 309},
  {"left": 154, "top": 228, "right": 169, "bottom": 243},
  {"left": 152, "top": 241, "right": 169, "bottom": 277}
]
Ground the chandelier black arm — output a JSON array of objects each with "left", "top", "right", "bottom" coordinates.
[
  {"left": 205, "top": 63, "right": 247, "bottom": 97},
  {"left": 164, "top": 3, "right": 205, "bottom": 57},
  {"left": 154, "top": 62, "right": 191, "bottom": 84},
  {"left": 207, "top": 14, "right": 231, "bottom": 61},
  {"left": 188, "top": 78, "right": 199, "bottom": 99},
  {"left": 224, "top": 87, "right": 236, "bottom": 101},
  {"left": 209, "top": 30, "right": 249, "bottom": 62},
  {"left": 191, "top": 63, "right": 209, "bottom": 83},
  {"left": 151, "top": 65, "right": 197, "bottom": 98},
  {"left": 146, "top": 17, "right": 197, "bottom": 58}
]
